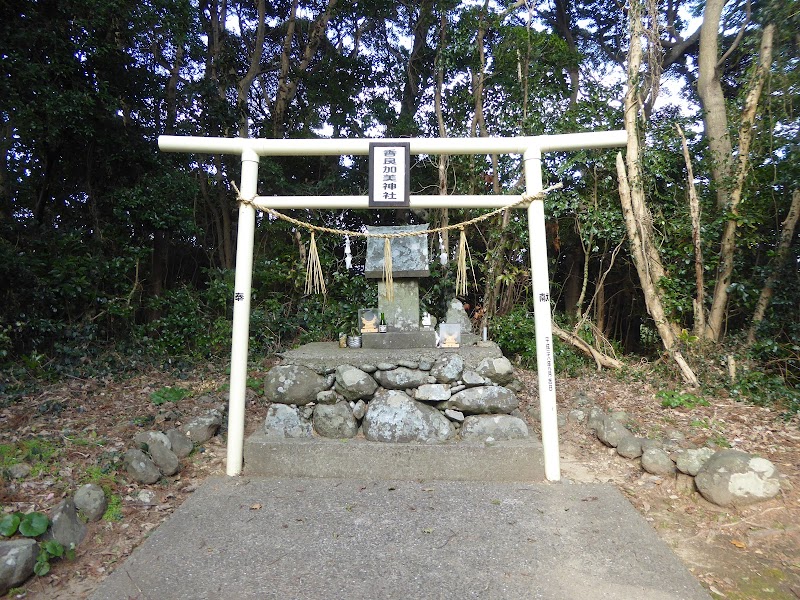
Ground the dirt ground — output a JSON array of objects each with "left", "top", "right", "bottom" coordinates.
[{"left": 1, "top": 363, "right": 798, "bottom": 599}]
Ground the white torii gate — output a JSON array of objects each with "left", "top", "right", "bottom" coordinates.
[{"left": 159, "top": 131, "right": 627, "bottom": 481}]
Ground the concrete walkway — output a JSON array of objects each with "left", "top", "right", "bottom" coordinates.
[{"left": 90, "top": 477, "right": 710, "bottom": 600}]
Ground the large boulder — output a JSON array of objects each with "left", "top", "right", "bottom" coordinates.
[
  {"left": 0, "top": 539, "right": 38, "bottom": 596},
  {"left": 694, "top": 450, "right": 781, "bottom": 507},
  {"left": 373, "top": 367, "right": 429, "bottom": 390},
  {"left": 263, "top": 404, "right": 313, "bottom": 438},
  {"left": 430, "top": 355, "right": 464, "bottom": 384},
  {"left": 362, "top": 390, "right": 454, "bottom": 443},
  {"left": 313, "top": 402, "right": 358, "bottom": 439},
  {"left": 460, "top": 415, "right": 529, "bottom": 441},
  {"left": 476, "top": 357, "right": 515, "bottom": 385},
  {"left": 334, "top": 365, "right": 378, "bottom": 401},
  {"left": 265, "top": 365, "right": 328, "bottom": 405},
  {"left": 437, "top": 386, "right": 518, "bottom": 415}
]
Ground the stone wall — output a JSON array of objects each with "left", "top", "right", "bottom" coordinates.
[{"left": 263, "top": 354, "right": 531, "bottom": 444}]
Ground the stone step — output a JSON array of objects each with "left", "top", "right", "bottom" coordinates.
[{"left": 243, "top": 432, "right": 544, "bottom": 482}]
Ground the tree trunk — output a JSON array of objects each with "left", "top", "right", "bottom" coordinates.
[
  {"left": 435, "top": 12, "right": 450, "bottom": 258},
  {"left": 697, "top": 0, "right": 734, "bottom": 211},
  {"left": 237, "top": 0, "right": 266, "bottom": 138},
  {"left": 618, "top": 0, "right": 698, "bottom": 385},
  {"left": 747, "top": 189, "right": 800, "bottom": 344},
  {"left": 676, "top": 124, "right": 706, "bottom": 336},
  {"left": 704, "top": 24, "right": 775, "bottom": 341}
]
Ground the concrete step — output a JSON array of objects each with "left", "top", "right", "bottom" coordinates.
[{"left": 243, "top": 432, "right": 545, "bottom": 481}]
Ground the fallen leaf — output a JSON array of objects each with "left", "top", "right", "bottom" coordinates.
[
  {"left": 250, "top": 503, "right": 262, "bottom": 510},
  {"left": 730, "top": 539, "right": 746, "bottom": 549}
]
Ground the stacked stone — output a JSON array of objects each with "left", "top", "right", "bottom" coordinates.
[
  {"left": 262, "top": 354, "right": 530, "bottom": 444},
  {"left": 122, "top": 410, "right": 222, "bottom": 484},
  {"left": 585, "top": 407, "right": 782, "bottom": 508}
]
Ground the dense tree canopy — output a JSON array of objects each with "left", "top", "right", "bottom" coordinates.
[{"left": 1, "top": 0, "right": 797, "bottom": 402}]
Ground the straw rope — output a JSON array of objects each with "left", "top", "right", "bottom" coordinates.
[
  {"left": 232, "top": 181, "right": 562, "bottom": 298},
  {"left": 232, "top": 182, "right": 563, "bottom": 239}
]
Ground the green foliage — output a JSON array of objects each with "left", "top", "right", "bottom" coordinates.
[
  {"left": 103, "top": 494, "right": 124, "bottom": 522},
  {"left": 35, "top": 539, "right": 72, "bottom": 577},
  {"left": 657, "top": 390, "right": 710, "bottom": 409},
  {"left": 150, "top": 386, "right": 191, "bottom": 405},
  {"left": 0, "top": 514, "right": 21, "bottom": 537},
  {"left": 0, "top": 512, "right": 49, "bottom": 538},
  {"left": 729, "top": 371, "right": 800, "bottom": 418}
]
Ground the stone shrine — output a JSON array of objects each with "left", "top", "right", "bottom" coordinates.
[{"left": 362, "top": 224, "right": 437, "bottom": 349}]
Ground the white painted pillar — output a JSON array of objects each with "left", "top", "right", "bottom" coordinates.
[
  {"left": 227, "top": 148, "right": 259, "bottom": 476},
  {"left": 524, "top": 147, "right": 561, "bottom": 481}
]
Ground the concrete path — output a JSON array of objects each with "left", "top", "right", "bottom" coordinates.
[{"left": 90, "top": 477, "right": 710, "bottom": 600}]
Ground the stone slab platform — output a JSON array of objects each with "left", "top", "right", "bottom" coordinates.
[
  {"left": 89, "top": 477, "right": 712, "bottom": 600},
  {"left": 362, "top": 330, "right": 438, "bottom": 349},
  {"left": 244, "top": 434, "right": 544, "bottom": 481},
  {"left": 278, "top": 341, "right": 503, "bottom": 371}
]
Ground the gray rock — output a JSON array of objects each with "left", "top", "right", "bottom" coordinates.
[
  {"left": 74, "top": 483, "right": 107, "bottom": 522},
  {"left": 418, "top": 360, "right": 433, "bottom": 371},
  {"left": 641, "top": 438, "right": 663, "bottom": 452},
  {"left": 444, "top": 298, "right": 474, "bottom": 334},
  {"left": 587, "top": 406, "right": 605, "bottom": 432},
  {"left": 166, "top": 429, "right": 193, "bottom": 458},
  {"left": 609, "top": 410, "right": 631, "bottom": 424},
  {"left": 437, "top": 386, "right": 518, "bottom": 415},
  {"left": 148, "top": 441, "right": 180, "bottom": 476},
  {"left": 123, "top": 449, "right": 161, "bottom": 484},
  {"left": 300, "top": 404, "right": 315, "bottom": 420},
  {"left": 0, "top": 539, "right": 38, "bottom": 596},
  {"left": 568, "top": 409, "right": 586, "bottom": 423},
  {"left": 352, "top": 399, "right": 367, "bottom": 420},
  {"left": 461, "top": 370, "right": 485, "bottom": 387},
  {"left": 476, "top": 357, "right": 515, "bottom": 385},
  {"left": 397, "top": 360, "right": 419, "bottom": 369},
  {"left": 675, "top": 447, "right": 716, "bottom": 476},
  {"left": 45, "top": 498, "right": 87, "bottom": 551},
  {"left": 616, "top": 436, "right": 644, "bottom": 459},
  {"left": 460, "top": 415, "right": 529, "bottom": 441},
  {"left": 641, "top": 448, "right": 676, "bottom": 476},
  {"left": 313, "top": 402, "right": 358, "bottom": 439},
  {"left": 362, "top": 390, "right": 454, "bottom": 443},
  {"left": 373, "top": 367, "right": 429, "bottom": 390},
  {"left": 596, "top": 415, "right": 632, "bottom": 448},
  {"left": 430, "top": 355, "right": 464, "bottom": 384},
  {"left": 376, "top": 362, "right": 397, "bottom": 371},
  {"left": 334, "top": 365, "right": 378, "bottom": 401},
  {"left": 573, "top": 391, "right": 592, "bottom": 407},
  {"left": 263, "top": 404, "right": 313, "bottom": 438},
  {"left": 694, "top": 450, "right": 781, "bottom": 507},
  {"left": 505, "top": 379, "right": 525, "bottom": 393},
  {"left": 134, "top": 430, "right": 172, "bottom": 451},
  {"left": 444, "top": 409, "right": 465, "bottom": 422},
  {"left": 449, "top": 384, "right": 466, "bottom": 394},
  {"left": 359, "top": 364, "right": 377, "bottom": 373},
  {"left": 137, "top": 489, "right": 157, "bottom": 504},
  {"left": 264, "top": 365, "right": 327, "bottom": 405},
  {"left": 415, "top": 384, "right": 452, "bottom": 402},
  {"left": 316, "top": 389, "right": 340, "bottom": 405},
  {"left": 182, "top": 413, "right": 222, "bottom": 444},
  {"left": 8, "top": 463, "right": 31, "bottom": 479},
  {"left": 527, "top": 405, "right": 541, "bottom": 421},
  {"left": 324, "top": 374, "right": 336, "bottom": 389}
]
